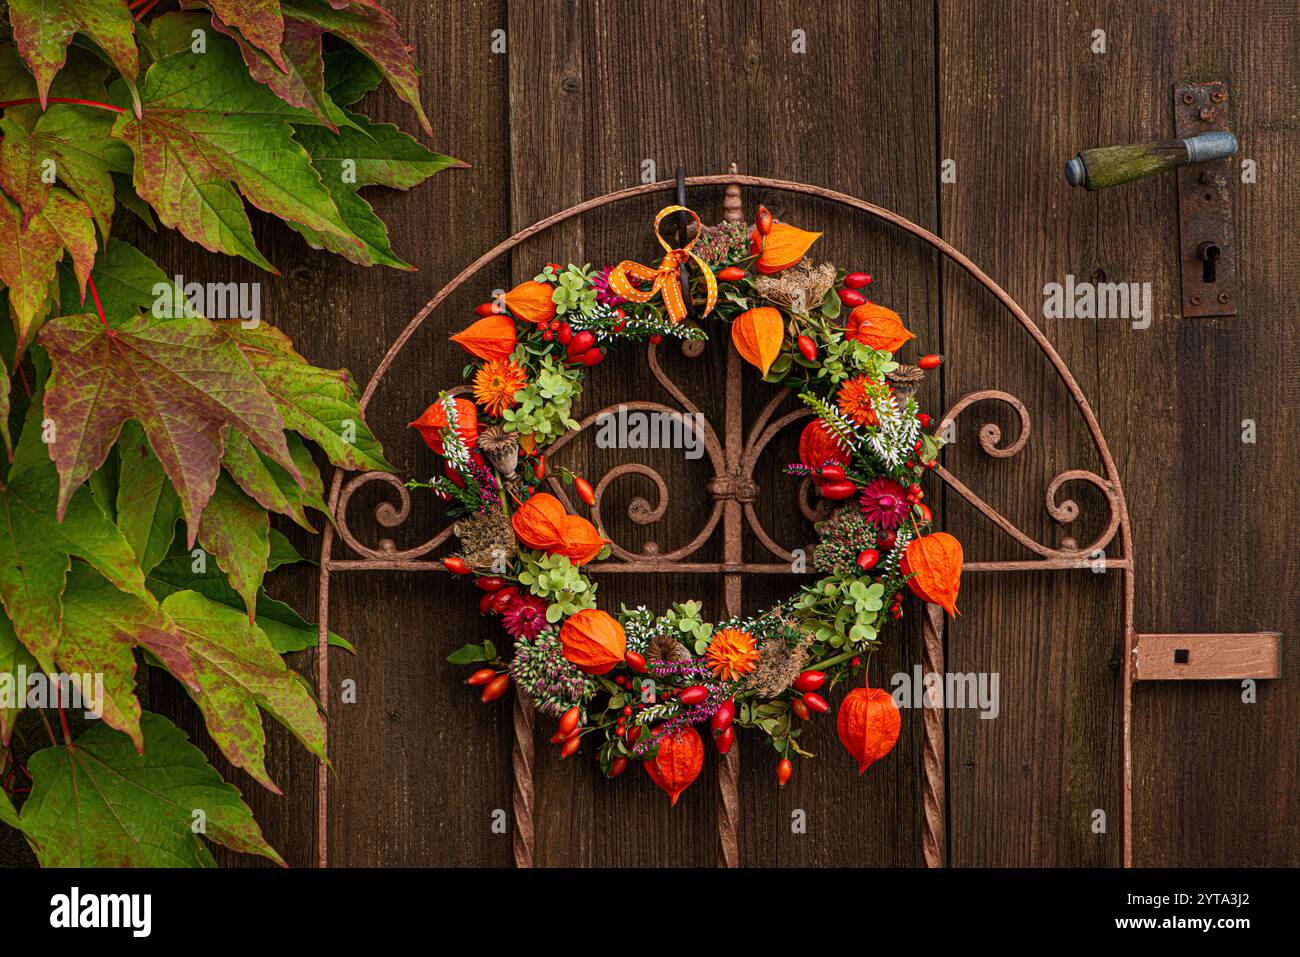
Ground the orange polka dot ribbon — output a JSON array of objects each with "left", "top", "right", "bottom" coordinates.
[{"left": 606, "top": 206, "right": 718, "bottom": 325}]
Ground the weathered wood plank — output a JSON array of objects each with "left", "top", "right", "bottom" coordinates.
[{"left": 938, "top": 0, "right": 1124, "bottom": 867}]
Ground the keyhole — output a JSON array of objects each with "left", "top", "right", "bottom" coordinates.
[
  {"left": 1197, "top": 242, "right": 1220, "bottom": 284},
  {"left": 1174, "top": 648, "right": 1190, "bottom": 664}
]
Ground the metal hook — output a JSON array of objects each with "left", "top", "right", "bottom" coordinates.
[{"left": 674, "top": 166, "right": 696, "bottom": 320}]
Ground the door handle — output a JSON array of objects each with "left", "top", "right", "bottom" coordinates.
[{"left": 1064, "top": 131, "right": 1237, "bottom": 190}]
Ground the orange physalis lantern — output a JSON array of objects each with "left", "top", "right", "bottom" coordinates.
[
  {"left": 645, "top": 727, "right": 704, "bottom": 805},
  {"left": 844, "top": 303, "right": 914, "bottom": 353},
  {"left": 558, "top": 608, "right": 627, "bottom": 675},
  {"left": 557, "top": 515, "right": 610, "bottom": 566},
  {"left": 731, "top": 306, "right": 784, "bottom": 376},
  {"left": 450, "top": 315, "right": 517, "bottom": 361},
  {"left": 502, "top": 280, "right": 557, "bottom": 325},
  {"left": 901, "top": 532, "right": 963, "bottom": 617},
  {"left": 836, "top": 686, "right": 901, "bottom": 774},
  {"left": 409, "top": 397, "right": 478, "bottom": 456},
  {"left": 753, "top": 222, "right": 822, "bottom": 274},
  {"left": 510, "top": 491, "right": 569, "bottom": 551}
]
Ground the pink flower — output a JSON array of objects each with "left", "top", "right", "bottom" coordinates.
[
  {"left": 592, "top": 266, "right": 625, "bottom": 307},
  {"left": 858, "top": 478, "right": 910, "bottom": 530},
  {"left": 501, "top": 594, "right": 549, "bottom": 640}
]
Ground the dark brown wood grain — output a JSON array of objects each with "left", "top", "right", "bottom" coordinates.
[{"left": 130, "top": 0, "right": 1295, "bottom": 868}]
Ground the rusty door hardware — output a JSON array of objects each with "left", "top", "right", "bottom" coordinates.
[
  {"left": 1134, "top": 632, "right": 1281, "bottom": 681},
  {"left": 1064, "top": 131, "right": 1237, "bottom": 191},
  {"left": 1174, "top": 81, "right": 1238, "bottom": 317},
  {"left": 316, "top": 172, "right": 1280, "bottom": 871}
]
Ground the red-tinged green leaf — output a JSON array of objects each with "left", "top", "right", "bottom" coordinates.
[
  {"left": 221, "top": 322, "right": 391, "bottom": 472},
  {"left": 160, "top": 589, "right": 326, "bottom": 793},
  {"left": 0, "top": 782, "right": 20, "bottom": 833},
  {"left": 57, "top": 239, "right": 158, "bottom": 325},
  {"left": 0, "top": 608, "right": 37, "bottom": 746},
  {"left": 282, "top": 0, "right": 430, "bottom": 134},
  {"left": 197, "top": 472, "right": 268, "bottom": 620},
  {"left": 0, "top": 189, "right": 95, "bottom": 351},
  {"left": 205, "top": 0, "right": 286, "bottom": 69},
  {"left": 115, "top": 420, "right": 182, "bottom": 575},
  {"left": 223, "top": 428, "right": 326, "bottom": 531},
  {"left": 146, "top": 546, "right": 353, "bottom": 654},
  {"left": 0, "top": 117, "right": 51, "bottom": 225},
  {"left": 6, "top": 0, "right": 138, "bottom": 107},
  {"left": 56, "top": 564, "right": 196, "bottom": 751},
  {"left": 0, "top": 40, "right": 113, "bottom": 110},
  {"left": 0, "top": 402, "right": 151, "bottom": 673},
  {"left": 21, "top": 710, "right": 284, "bottom": 866},
  {"left": 110, "top": 35, "right": 364, "bottom": 271},
  {"left": 291, "top": 109, "right": 464, "bottom": 267},
  {"left": 1, "top": 105, "right": 131, "bottom": 238},
  {"left": 193, "top": 6, "right": 342, "bottom": 130},
  {"left": 0, "top": 349, "right": 11, "bottom": 458},
  {"left": 323, "top": 44, "right": 382, "bottom": 106},
  {"left": 110, "top": 172, "right": 156, "bottom": 230},
  {"left": 40, "top": 309, "right": 301, "bottom": 544}
]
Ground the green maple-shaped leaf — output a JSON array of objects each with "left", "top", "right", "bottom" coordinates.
[
  {"left": 293, "top": 109, "right": 465, "bottom": 268},
  {"left": 147, "top": 543, "right": 353, "bottom": 655},
  {"left": 282, "top": 0, "right": 430, "bottom": 134},
  {"left": 221, "top": 322, "right": 391, "bottom": 472},
  {"left": 6, "top": 0, "right": 139, "bottom": 107},
  {"left": 0, "top": 608, "right": 37, "bottom": 745},
  {"left": 110, "top": 32, "right": 363, "bottom": 270},
  {"left": 191, "top": 7, "right": 342, "bottom": 130},
  {"left": 0, "top": 105, "right": 132, "bottom": 237},
  {"left": 0, "top": 402, "right": 150, "bottom": 672},
  {"left": 197, "top": 472, "right": 268, "bottom": 620},
  {"left": 223, "top": 428, "right": 327, "bottom": 531},
  {"left": 160, "top": 589, "right": 325, "bottom": 793},
  {"left": 40, "top": 308, "right": 302, "bottom": 543},
  {"left": 57, "top": 563, "right": 196, "bottom": 751},
  {"left": 115, "top": 420, "right": 183, "bottom": 576},
  {"left": 205, "top": 0, "right": 287, "bottom": 68},
  {"left": 0, "top": 189, "right": 95, "bottom": 350},
  {"left": 21, "top": 710, "right": 284, "bottom": 866}
]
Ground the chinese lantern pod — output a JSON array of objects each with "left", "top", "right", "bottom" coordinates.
[
  {"left": 450, "top": 315, "right": 517, "bottom": 361},
  {"left": 409, "top": 397, "right": 477, "bottom": 456},
  {"left": 646, "top": 727, "right": 704, "bottom": 805},
  {"left": 510, "top": 492, "right": 568, "bottom": 551},
  {"left": 559, "top": 608, "right": 626, "bottom": 675},
  {"left": 901, "top": 532, "right": 963, "bottom": 617},
  {"left": 845, "top": 303, "right": 914, "bottom": 353},
  {"left": 837, "top": 687, "right": 901, "bottom": 774}
]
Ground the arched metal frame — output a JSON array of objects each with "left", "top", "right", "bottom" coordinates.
[{"left": 315, "top": 174, "right": 1139, "bottom": 869}]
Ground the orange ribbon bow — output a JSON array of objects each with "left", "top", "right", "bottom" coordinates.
[{"left": 606, "top": 206, "right": 718, "bottom": 325}]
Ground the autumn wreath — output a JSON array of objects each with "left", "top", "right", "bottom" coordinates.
[{"left": 410, "top": 205, "right": 962, "bottom": 803}]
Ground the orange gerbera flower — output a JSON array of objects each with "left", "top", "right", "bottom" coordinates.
[
  {"left": 706, "top": 628, "right": 760, "bottom": 681},
  {"left": 473, "top": 358, "right": 527, "bottom": 417},
  {"left": 837, "top": 375, "right": 881, "bottom": 428}
]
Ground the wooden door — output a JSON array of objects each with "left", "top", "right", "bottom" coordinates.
[{"left": 145, "top": 0, "right": 1297, "bottom": 868}]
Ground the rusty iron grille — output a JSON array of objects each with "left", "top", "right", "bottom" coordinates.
[{"left": 317, "top": 174, "right": 1148, "bottom": 869}]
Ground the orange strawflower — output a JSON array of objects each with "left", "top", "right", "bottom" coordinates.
[
  {"left": 473, "top": 358, "right": 527, "bottom": 417},
  {"left": 706, "top": 628, "right": 760, "bottom": 681},
  {"left": 837, "top": 375, "right": 881, "bottom": 428}
]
